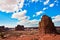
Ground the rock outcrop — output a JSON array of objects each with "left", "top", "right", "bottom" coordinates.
[
  {"left": 15, "top": 25, "right": 24, "bottom": 31},
  {"left": 39, "top": 15, "right": 57, "bottom": 35},
  {"left": 0, "top": 26, "right": 5, "bottom": 32}
]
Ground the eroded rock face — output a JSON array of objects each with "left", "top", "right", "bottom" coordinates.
[
  {"left": 39, "top": 15, "right": 57, "bottom": 35},
  {"left": 15, "top": 25, "right": 24, "bottom": 31}
]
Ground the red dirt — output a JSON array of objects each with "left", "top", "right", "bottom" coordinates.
[{"left": 0, "top": 34, "right": 60, "bottom": 40}]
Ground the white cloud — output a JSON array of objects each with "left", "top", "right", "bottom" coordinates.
[
  {"left": 31, "top": 0, "right": 38, "bottom": 2},
  {"left": 54, "top": 0, "right": 59, "bottom": 6},
  {"left": 17, "top": 19, "right": 40, "bottom": 27},
  {"left": 0, "top": 0, "right": 24, "bottom": 13},
  {"left": 54, "top": 0, "right": 58, "bottom": 3},
  {"left": 17, "top": 0, "right": 24, "bottom": 9},
  {"left": 43, "top": 7, "right": 48, "bottom": 11},
  {"left": 12, "top": 10, "right": 28, "bottom": 20},
  {"left": 33, "top": 15, "right": 35, "bottom": 17},
  {"left": 54, "top": 22, "right": 60, "bottom": 26},
  {"left": 36, "top": 11, "right": 43, "bottom": 16},
  {"left": 12, "top": 9, "right": 39, "bottom": 27},
  {"left": 40, "top": 0, "right": 42, "bottom": 2},
  {"left": 12, "top": 9, "right": 40, "bottom": 27},
  {"left": 4, "top": 24, "right": 16, "bottom": 28},
  {"left": 32, "top": 0, "right": 35, "bottom": 2},
  {"left": 0, "top": 0, "right": 17, "bottom": 5},
  {"left": 52, "top": 15, "right": 60, "bottom": 26},
  {"left": 44, "top": 0, "right": 49, "bottom": 5},
  {"left": 0, "top": 5, "right": 18, "bottom": 13},
  {"left": 52, "top": 15, "right": 60, "bottom": 22},
  {"left": 49, "top": 3, "right": 55, "bottom": 7},
  {"left": 24, "top": 3, "right": 30, "bottom": 7}
]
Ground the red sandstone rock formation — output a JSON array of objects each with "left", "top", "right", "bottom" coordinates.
[
  {"left": 39, "top": 15, "right": 57, "bottom": 35},
  {"left": 15, "top": 25, "right": 24, "bottom": 31}
]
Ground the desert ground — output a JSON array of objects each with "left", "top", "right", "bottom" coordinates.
[{"left": 0, "top": 29, "right": 60, "bottom": 40}]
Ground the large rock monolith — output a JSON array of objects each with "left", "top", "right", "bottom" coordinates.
[
  {"left": 15, "top": 25, "right": 24, "bottom": 31},
  {"left": 39, "top": 15, "right": 57, "bottom": 35}
]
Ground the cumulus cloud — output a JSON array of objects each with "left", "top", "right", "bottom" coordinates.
[
  {"left": 17, "top": 19, "right": 40, "bottom": 27},
  {"left": 0, "top": 0, "right": 18, "bottom": 5},
  {"left": 36, "top": 11, "right": 43, "bottom": 16},
  {"left": 12, "top": 9, "right": 40, "bottom": 27},
  {"left": 52, "top": 15, "right": 60, "bottom": 22},
  {"left": 44, "top": 0, "right": 49, "bottom": 5},
  {"left": 12, "top": 10, "right": 28, "bottom": 20},
  {"left": 17, "top": 0, "right": 24, "bottom": 9},
  {"left": 52, "top": 15, "right": 60, "bottom": 26},
  {"left": 54, "top": 22, "right": 60, "bottom": 26},
  {"left": 49, "top": 3, "right": 55, "bottom": 7},
  {"left": 0, "top": 0, "right": 24, "bottom": 13},
  {"left": 43, "top": 7, "right": 48, "bottom": 11}
]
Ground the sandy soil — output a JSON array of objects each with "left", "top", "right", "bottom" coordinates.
[{"left": 0, "top": 34, "right": 60, "bottom": 40}]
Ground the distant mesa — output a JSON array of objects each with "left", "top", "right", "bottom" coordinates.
[
  {"left": 15, "top": 25, "right": 24, "bottom": 31},
  {"left": 39, "top": 15, "right": 57, "bottom": 35},
  {"left": 0, "top": 26, "right": 5, "bottom": 32}
]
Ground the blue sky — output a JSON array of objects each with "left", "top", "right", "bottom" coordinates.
[{"left": 0, "top": 0, "right": 60, "bottom": 28}]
